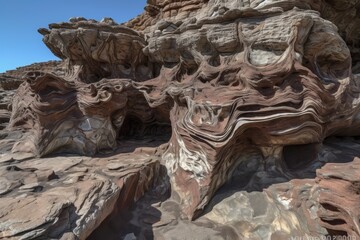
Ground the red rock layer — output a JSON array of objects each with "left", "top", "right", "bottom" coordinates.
[{"left": 3, "top": 0, "right": 360, "bottom": 231}]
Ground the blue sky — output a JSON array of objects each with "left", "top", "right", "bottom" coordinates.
[{"left": 0, "top": 0, "right": 147, "bottom": 73}]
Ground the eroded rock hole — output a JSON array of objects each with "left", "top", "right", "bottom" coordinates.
[
  {"left": 119, "top": 115, "right": 143, "bottom": 139},
  {"left": 118, "top": 115, "right": 171, "bottom": 141},
  {"left": 283, "top": 143, "right": 319, "bottom": 170}
]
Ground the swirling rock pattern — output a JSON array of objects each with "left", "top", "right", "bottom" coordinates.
[
  {"left": 9, "top": 19, "right": 170, "bottom": 157},
  {"left": 1, "top": 0, "right": 360, "bottom": 238},
  {"left": 0, "top": 145, "right": 163, "bottom": 240},
  {"left": 0, "top": 61, "right": 64, "bottom": 131},
  {"left": 136, "top": 2, "right": 360, "bottom": 218},
  {"left": 316, "top": 158, "right": 360, "bottom": 237},
  {"left": 38, "top": 19, "right": 151, "bottom": 83},
  {"left": 9, "top": 71, "right": 169, "bottom": 156}
]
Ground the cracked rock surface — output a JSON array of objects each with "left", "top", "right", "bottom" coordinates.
[
  {"left": 1, "top": 0, "right": 360, "bottom": 239},
  {"left": 0, "top": 140, "right": 165, "bottom": 240}
]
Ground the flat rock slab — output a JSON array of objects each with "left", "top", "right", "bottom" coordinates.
[{"left": 0, "top": 149, "right": 161, "bottom": 240}]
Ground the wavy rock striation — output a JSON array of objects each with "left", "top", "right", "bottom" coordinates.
[
  {"left": 0, "top": 145, "right": 164, "bottom": 240},
  {"left": 134, "top": 1, "right": 360, "bottom": 219},
  {"left": 8, "top": 18, "right": 170, "bottom": 157},
  {"left": 0, "top": 61, "right": 64, "bottom": 131},
  {"left": 316, "top": 157, "right": 360, "bottom": 237},
  {"left": 0, "top": 0, "right": 360, "bottom": 239}
]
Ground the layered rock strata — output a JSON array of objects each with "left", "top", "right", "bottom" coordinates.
[
  {"left": 0, "top": 0, "right": 360, "bottom": 239},
  {"left": 89, "top": 137, "right": 360, "bottom": 239},
  {"left": 0, "top": 61, "right": 64, "bottom": 131},
  {"left": 134, "top": 1, "right": 360, "bottom": 219},
  {"left": 0, "top": 141, "right": 166, "bottom": 240},
  {"left": 9, "top": 18, "right": 171, "bottom": 157}
]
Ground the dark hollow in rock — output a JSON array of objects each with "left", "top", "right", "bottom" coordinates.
[{"left": 283, "top": 143, "right": 319, "bottom": 171}]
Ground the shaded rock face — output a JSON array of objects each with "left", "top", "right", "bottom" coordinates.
[
  {"left": 91, "top": 138, "right": 360, "bottom": 239},
  {"left": 0, "top": 61, "right": 63, "bottom": 90},
  {"left": 1, "top": 0, "right": 360, "bottom": 239},
  {"left": 10, "top": 72, "right": 169, "bottom": 156},
  {"left": 321, "top": 0, "right": 360, "bottom": 74}
]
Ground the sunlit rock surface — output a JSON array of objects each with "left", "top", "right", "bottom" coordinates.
[
  {"left": 0, "top": 142, "right": 165, "bottom": 239},
  {"left": 8, "top": 19, "right": 170, "bottom": 157},
  {"left": 135, "top": 0, "right": 360, "bottom": 219},
  {"left": 0, "top": 0, "right": 360, "bottom": 239}
]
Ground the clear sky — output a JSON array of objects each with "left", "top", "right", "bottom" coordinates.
[{"left": 0, "top": 0, "right": 147, "bottom": 73}]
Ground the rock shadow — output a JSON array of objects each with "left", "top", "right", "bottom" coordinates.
[
  {"left": 87, "top": 164, "right": 171, "bottom": 240},
  {"left": 200, "top": 136, "right": 360, "bottom": 217}
]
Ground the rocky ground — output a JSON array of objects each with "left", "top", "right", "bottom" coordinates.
[
  {"left": 0, "top": 138, "right": 168, "bottom": 240},
  {"left": 0, "top": 61, "right": 64, "bottom": 130},
  {"left": 1, "top": 0, "right": 360, "bottom": 239},
  {"left": 88, "top": 137, "right": 360, "bottom": 240},
  {"left": 1, "top": 136, "right": 360, "bottom": 239}
]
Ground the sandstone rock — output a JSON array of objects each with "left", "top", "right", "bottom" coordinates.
[
  {"left": 0, "top": 61, "right": 65, "bottom": 131},
  {"left": 0, "top": 0, "right": 360, "bottom": 239},
  {"left": 39, "top": 20, "right": 150, "bottom": 83},
  {"left": 5, "top": 19, "right": 171, "bottom": 157},
  {"left": 316, "top": 158, "right": 360, "bottom": 238},
  {"left": 8, "top": 72, "right": 170, "bottom": 156},
  {"left": 98, "top": 137, "right": 360, "bottom": 240},
  {"left": 136, "top": 3, "right": 360, "bottom": 219},
  {"left": 0, "top": 145, "right": 163, "bottom": 239},
  {"left": 126, "top": 0, "right": 208, "bottom": 31}
]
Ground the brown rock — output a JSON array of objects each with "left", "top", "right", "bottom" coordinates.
[
  {"left": 0, "top": 0, "right": 360, "bottom": 239},
  {"left": 0, "top": 61, "right": 65, "bottom": 131},
  {"left": 137, "top": 5, "right": 360, "bottom": 219},
  {"left": 0, "top": 150, "right": 162, "bottom": 239},
  {"left": 316, "top": 158, "right": 360, "bottom": 238}
]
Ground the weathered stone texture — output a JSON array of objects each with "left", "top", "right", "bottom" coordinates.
[{"left": 0, "top": 0, "right": 360, "bottom": 239}]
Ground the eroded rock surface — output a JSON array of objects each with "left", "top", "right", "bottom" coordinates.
[
  {"left": 91, "top": 137, "right": 360, "bottom": 240},
  {"left": 0, "top": 140, "right": 166, "bottom": 240},
  {"left": 316, "top": 157, "right": 360, "bottom": 237},
  {"left": 1, "top": 0, "right": 360, "bottom": 239},
  {"left": 0, "top": 61, "right": 64, "bottom": 131},
  {"left": 8, "top": 19, "right": 170, "bottom": 157},
  {"left": 135, "top": 1, "right": 360, "bottom": 219}
]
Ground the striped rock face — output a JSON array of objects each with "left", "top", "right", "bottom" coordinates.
[
  {"left": 5, "top": 0, "right": 360, "bottom": 228},
  {"left": 136, "top": 6, "right": 360, "bottom": 218}
]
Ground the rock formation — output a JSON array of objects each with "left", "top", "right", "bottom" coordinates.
[
  {"left": 9, "top": 20, "right": 170, "bottom": 156},
  {"left": 129, "top": 0, "right": 360, "bottom": 220},
  {"left": 0, "top": 61, "right": 62, "bottom": 90},
  {"left": 0, "top": 61, "right": 64, "bottom": 137},
  {"left": 1, "top": 0, "right": 360, "bottom": 239},
  {"left": 0, "top": 145, "right": 165, "bottom": 240}
]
